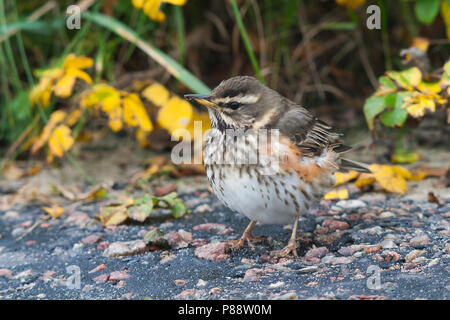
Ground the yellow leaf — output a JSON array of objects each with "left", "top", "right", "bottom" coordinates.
[
  {"left": 53, "top": 74, "right": 76, "bottom": 98},
  {"left": 387, "top": 67, "right": 422, "bottom": 90},
  {"left": 143, "top": 0, "right": 165, "bottom": 22},
  {"left": 324, "top": 188, "right": 349, "bottom": 200},
  {"left": 123, "top": 93, "right": 153, "bottom": 132},
  {"left": 163, "top": 0, "right": 187, "bottom": 5},
  {"left": 99, "top": 205, "right": 128, "bottom": 226},
  {"left": 334, "top": 170, "right": 359, "bottom": 186},
  {"left": 392, "top": 165, "right": 413, "bottom": 179},
  {"left": 63, "top": 54, "right": 93, "bottom": 70},
  {"left": 31, "top": 111, "right": 67, "bottom": 154},
  {"left": 66, "top": 109, "right": 82, "bottom": 126},
  {"left": 65, "top": 67, "right": 93, "bottom": 84},
  {"left": 142, "top": 83, "right": 170, "bottom": 107},
  {"left": 354, "top": 173, "right": 376, "bottom": 188},
  {"left": 107, "top": 106, "right": 123, "bottom": 132},
  {"left": 132, "top": 0, "right": 145, "bottom": 8},
  {"left": 417, "top": 81, "right": 441, "bottom": 94},
  {"left": 369, "top": 164, "right": 407, "bottom": 194},
  {"left": 29, "top": 70, "right": 61, "bottom": 107},
  {"left": 336, "top": 0, "right": 365, "bottom": 10},
  {"left": 157, "top": 96, "right": 193, "bottom": 134},
  {"left": 43, "top": 205, "right": 65, "bottom": 219},
  {"left": 48, "top": 125, "right": 74, "bottom": 157}
]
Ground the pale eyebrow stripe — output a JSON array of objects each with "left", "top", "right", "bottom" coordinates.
[{"left": 213, "top": 94, "right": 260, "bottom": 105}]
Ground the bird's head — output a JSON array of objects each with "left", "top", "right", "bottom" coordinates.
[{"left": 185, "top": 76, "right": 283, "bottom": 130}]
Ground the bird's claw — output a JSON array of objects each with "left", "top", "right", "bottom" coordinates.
[
  {"left": 227, "top": 233, "right": 264, "bottom": 250},
  {"left": 270, "top": 239, "right": 298, "bottom": 258}
]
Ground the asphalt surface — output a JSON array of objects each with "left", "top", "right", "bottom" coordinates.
[{"left": 0, "top": 177, "right": 449, "bottom": 300}]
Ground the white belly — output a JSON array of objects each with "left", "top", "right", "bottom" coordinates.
[{"left": 206, "top": 165, "right": 323, "bottom": 224}]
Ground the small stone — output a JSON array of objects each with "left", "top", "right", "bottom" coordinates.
[
  {"left": 322, "top": 219, "right": 349, "bottom": 231},
  {"left": 177, "top": 289, "right": 204, "bottom": 299},
  {"left": 40, "top": 271, "right": 56, "bottom": 281},
  {"left": 410, "top": 235, "right": 430, "bottom": 245},
  {"left": 174, "top": 279, "right": 187, "bottom": 285},
  {"left": 411, "top": 256, "right": 427, "bottom": 265},
  {"left": 196, "top": 279, "right": 207, "bottom": 287},
  {"left": 378, "top": 211, "right": 396, "bottom": 218},
  {"left": 297, "top": 266, "right": 318, "bottom": 273},
  {"left": 427, "top": 258, "right": 439, "bottom": 267},
  {"left": 89, "top": 264, "right": 106, "bottom": 273},
  {"left": 335, "top": 199, "right": 366, "bottom": 210},
  {"left": 383, "top": 250, "right": 401, "bottom": 261},
  {"left": 338, "top": 247, "right": 355, "bottom": 256},
  {"left": 103, "top": 240, "right": 148, "bottom": 258},
  {"left": 81, "top": 233, "right": 104, "bottom": 245},
  {"left": 305, "top": 246, "right": 328, "bottom": 258},
  {"left": 14, "top": 269, "right": 33, "bottom": 280},
  {"left": 273, "top": 292, "right": 297, "bottom": 300},
  {"left": 164, "top": 230, "right": 191, "bottom": 249},
  {"left": 380, "top": 239, "right": 397, "bottom": 249},
  {"left": 405, "top": 250, "right": 426, "bottom": 263},
  {"left": 193, "top": 223, "right": 234, "bottom": 235},
  {"left": 93, "top": 274, "right": 109, "bottom": 283},
  {"left": 194, "top": 242, "right": 229, "bottom": 261},
  {"left": 36, "top": 293, "right": 46, "bottom": 299},
  {"left": 269, "top": 281, "right": 285, "bottom": 288},
  {"left": 322, "top": 255, "right": 353, "bottom": 265},
  {"left": 243, "top": 268, "right": 266, "bottom": 282},
  {"left": 195, "top": 204, "right": 212, "bottom": 213},
  {"left": 11, "top": 227, "right": 24, "bottom": 237},
  {"left": 0, "top": 269, "right": 13, "bottom": 279},
  {"left": 364, "top": 245, "right": 382, "bottom": 254},
  {"left": 109, "top": 270, "right": 130, "bottom": 282},
  {"left": 209, "top": 287, "right": 221, "bottom": 295}
]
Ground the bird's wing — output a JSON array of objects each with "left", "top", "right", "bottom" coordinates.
[{"left": 274, "top": 105, "right": 370, "bottom": 173}]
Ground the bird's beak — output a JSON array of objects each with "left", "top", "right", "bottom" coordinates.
[{"left": 184, "top": 94, "right": 219, "bottom": 110}]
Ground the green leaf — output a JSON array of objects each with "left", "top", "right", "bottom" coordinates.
[
  {"left": 380, "top": 92, "right": 411, "bottom": 127},
  {"left": 379, "top": 76, "right": 397, "bottom": 90},
  {"left": 320, "top": 22, "right": 357, "bottom": 30},
  {"left": 83, "top": 12, "right": 210, "bottom": 94},
  {"left": 363, "top": 93, "right": 396, "bottom": 130},
  {"left": 414, "top": 0, "right": 441, "bottom": 25},
  {"left": 160, "top": 192, "right": 187, "bottom": 218}
]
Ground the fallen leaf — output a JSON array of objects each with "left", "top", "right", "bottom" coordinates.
[
  {"left": 324, "top": 188, "right": 349, "bottom": 200},
  {"left": 43, "top": 205, "right": 65, "bottom": 219},
  {"left": 334, "top": 170, "right": 359, "bottom": 186}
]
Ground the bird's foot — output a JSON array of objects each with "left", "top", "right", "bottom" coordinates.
[
  {"left": 227, "top": 233, "right": 264, "bottom": 250},
  {"left": 270, "top": 239, "right": 298, "bottom": 258}
]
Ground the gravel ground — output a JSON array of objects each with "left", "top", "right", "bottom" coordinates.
[{"left": 0, "top": 174, "right": 449, "bottom": 300}]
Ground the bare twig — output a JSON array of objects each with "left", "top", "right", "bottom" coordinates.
[{"left": 297, "top": 3, "right": 325, "bottom": 100}]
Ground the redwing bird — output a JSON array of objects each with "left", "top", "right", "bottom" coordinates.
[{"left": 185, "top": 76, "right": 369, "bottom": 257}]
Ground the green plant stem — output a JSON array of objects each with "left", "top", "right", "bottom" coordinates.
[
  {"left": 229, "top": 0, "right": 265, "bottom": 83},
  {"left": 378, "top": 0, "right": 392, "bottom": 70},
  {"left": 65, "top": 151, "right": 97, "bottom": 186},
  {"left": 174, "top": 6, "right": 186, "bottom": 65},
  {"left": 0, "top": 0, "right": 22, "bottom": 91}
]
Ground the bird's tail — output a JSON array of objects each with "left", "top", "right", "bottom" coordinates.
[{"left": 339, "top": 158, "right": 371, "bottom": 173}]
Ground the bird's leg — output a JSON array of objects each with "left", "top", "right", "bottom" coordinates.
[
  {"left": 271, "top": 217, "right": 299, "bottom": 258},
  {"left": 227, "top": 220, "right": 264, "bottom": 250}
]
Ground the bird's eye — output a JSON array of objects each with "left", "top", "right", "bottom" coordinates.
[{"left": 229, "top": 101, "right": 241, "bottom": 110}]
